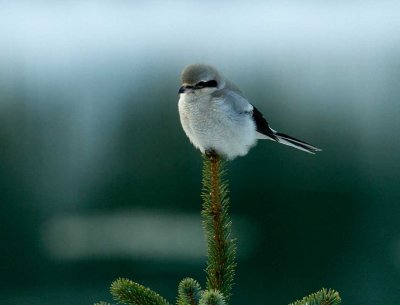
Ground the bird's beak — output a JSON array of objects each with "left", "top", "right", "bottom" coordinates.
[
  {"left": 178, "top": 85, "right": 193, "bottom": 94},
  {"left": 178, "top": 85, "right": 187, "bottom": 94}
]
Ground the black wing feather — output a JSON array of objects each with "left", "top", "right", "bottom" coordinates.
[{"left": 252, "top": 105, "right": 277, "bottom": 140}]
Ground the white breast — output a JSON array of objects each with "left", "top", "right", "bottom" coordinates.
[{"left": 178, "top": 93, "right": 257, "bottom": 159}]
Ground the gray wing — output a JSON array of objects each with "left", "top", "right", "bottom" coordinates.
[
  {"left": 213, "top": 81, "right": 320, "bottom": 152},
  {"left": 213, "top": 86, "right": 277, "bottom": 140},
  {"left": 213, "top": 87, "right": 253, "bottom": 114}
]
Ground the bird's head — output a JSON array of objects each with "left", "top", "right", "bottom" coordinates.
[{"left": 179, "top": 64, "right": 225, "bottom": 97}]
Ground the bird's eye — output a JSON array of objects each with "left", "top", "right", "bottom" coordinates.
[
  {"left": 195, "top": 81, "right": 206, "bottom": 88},
  {"left": 204, "top": 80, "right": 218, "bottom": 87},
  {"left": 195, "top": 80, "right": 218, "bottom": 89}
]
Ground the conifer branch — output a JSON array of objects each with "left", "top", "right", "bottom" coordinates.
[
  {"left": 177, "top": 278, "right": 202, "bottom": 305},
  {"left": 201, "top": 153, "right": 236, "bottom": 302},
  {"left": 289, "top": 288, "right": 341, "bottom": 305},
  {"left": 199, "top": 290, "right": 226, "bottom": 305},
  {"left": 110, "top": 278, "right": 171, "bottom": 305},
  {"left": 94, "top": 153, "right": 342, "bottom": 305}
]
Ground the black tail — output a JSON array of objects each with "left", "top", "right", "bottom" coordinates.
[{"left": 275, "top": 132, "right": 322, "bottom": 154}]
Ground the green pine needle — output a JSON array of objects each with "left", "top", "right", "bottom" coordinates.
[
  {"left": 177, "top": 278, "right": 202, "bottom": 305},
  {"left": 199, "top": 290, "right": 226, "bottom": 305},
  {"left": 110, "top": 278, "right": 170, "bottom": 305},
  {"left": 289, "top": 288, "right": 341, "bottom": 305},
  {"left": 95, "top": 154, "right": 342, "bottom": 305},
  {"left": 201, "top": 155, "right": 237, "bottom": 301}
]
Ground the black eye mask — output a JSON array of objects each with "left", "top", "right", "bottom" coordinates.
[{"left": 195, "top": 80, "right": 218, "bottom": 89}]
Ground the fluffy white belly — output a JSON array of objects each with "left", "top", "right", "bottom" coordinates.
[{"left": 178, "top": 95, "right": 257, "bottom": 159}]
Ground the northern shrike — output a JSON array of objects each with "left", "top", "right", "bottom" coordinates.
[{"left": 178, "top": 64, "right": 321, "bottom": 160}]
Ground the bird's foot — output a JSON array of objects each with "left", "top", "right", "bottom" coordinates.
[{"left": 205, "top": 149, "right": 219, "bottom": 162}]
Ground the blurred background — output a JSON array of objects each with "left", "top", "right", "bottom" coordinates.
[{"left": 1, "top": 1, "right": 400, "bottom": 304}]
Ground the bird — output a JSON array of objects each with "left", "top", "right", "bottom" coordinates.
[{"left": 178, "top": 64, "right": 321, "bottom": 160}]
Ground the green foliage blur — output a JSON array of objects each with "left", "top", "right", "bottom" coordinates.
[{"left": 1, "top": 2, "right": 400, "bottom": 305}]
